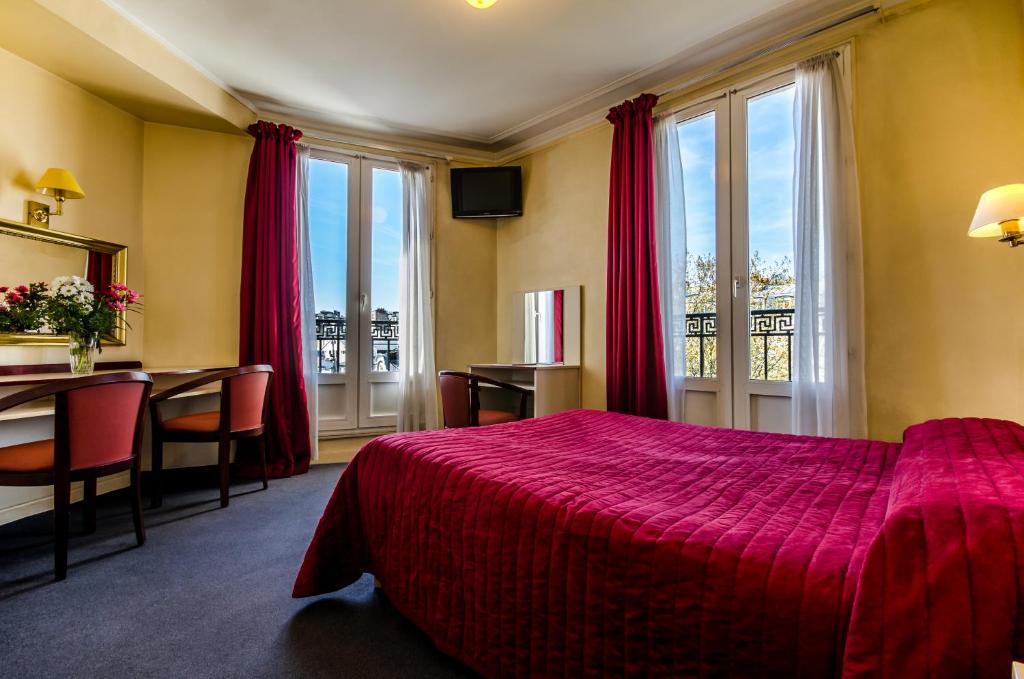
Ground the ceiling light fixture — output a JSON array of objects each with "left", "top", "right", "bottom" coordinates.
[{"left": 466, "top": 0, "right": 498, "bottom": 8}]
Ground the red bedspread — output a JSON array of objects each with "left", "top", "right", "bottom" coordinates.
[{"left": 293, "top": 410, "right": 1024, "bottom": 678}]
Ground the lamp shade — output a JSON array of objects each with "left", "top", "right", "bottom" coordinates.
[
  {"left": 969, "top": 184, "right": 1024, "bottom": 238},
  {"left": 34, "top": 168, "right": 85, "bottom": 200}
]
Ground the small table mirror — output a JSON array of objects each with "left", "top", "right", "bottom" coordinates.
[{"left": 511, "top": 286, "right": 581, "bottom": 365}]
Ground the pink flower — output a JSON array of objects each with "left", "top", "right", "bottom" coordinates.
[
  {"left": 126, "top": 290, "right": 139, "bottom": 303},
  {"left": 0, "top": 287, "right": 7, "bottom": 293},
  {"left": 6, "top": 291, "right": 21, "bottom": 303},
  {"left": 15, "top": 285, "right": 29, "bottom": 294}
]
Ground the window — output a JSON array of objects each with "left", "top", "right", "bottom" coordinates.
[
  {"left": 310, "top": 158, "right": 349, "bottom": 374},
  {"left": 669, "top": 71, "right": 798, "bottom": 431},
  {"left": 677, "top": 111, "right": 718, "bottom": 379},
  {"left": 745, "top": 84, "right": 796, "bottom": 382},
  {"left": 308, "top": 153, "right": 401, "bottom": 432}
]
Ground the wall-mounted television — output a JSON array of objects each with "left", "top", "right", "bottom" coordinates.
[{"left": 450, "top": 166, "right": 523, "bottom": 218}]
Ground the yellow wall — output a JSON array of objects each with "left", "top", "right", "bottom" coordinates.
[
  {"left": 496, "top": 126, "right": 611, "bottom": 409},
  {"left": 497, "top": 0, "right": 1024, "bottom": 439},
  {"left": 435, "top": 163, "right": 498, "bottom": 373},
  {"left": 0, "top": 46, "right": 144, "bottom": 366},
  {"left": 141, "top": 140, "right": 498, "bottom": 375},
  {"left": 856, "top": 0, "right": 1024, "bottom": 439},
  {"left": 141, "top": 123, "right": 251, "bottom": 368}
]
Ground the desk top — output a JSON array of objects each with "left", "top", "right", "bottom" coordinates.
[
  {"left": 0, "top": 367, "right": 227, "bottom": 422},
  {"left": 0, "top": 366, "right": 228, "bottom": 387},
  {"left": 470, "top": 363, "right": 580, "bottom": 371}
]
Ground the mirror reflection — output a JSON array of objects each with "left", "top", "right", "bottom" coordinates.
[
  {"left": 514, "top": 286, "right": 580, "bottom": 365},
  {"left": 0, "top": 240, "right": 114, "bottom": 293},
  {"left": 0, "top": 218, "right": 126, "bottom": 344}
]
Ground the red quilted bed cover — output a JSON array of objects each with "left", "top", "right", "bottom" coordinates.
[{"left": 293, "top": 410, "right": 1024, "bottom": 678}]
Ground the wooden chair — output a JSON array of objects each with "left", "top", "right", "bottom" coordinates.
[
  {"left": 0, "top": 372, "right": 153, "bottom": 580},
  {"left": 438, "top": 370, "right": 529, "bottom": 428},
  {"left": 149, "top": 365, "right": 273, "bottom": 509}
]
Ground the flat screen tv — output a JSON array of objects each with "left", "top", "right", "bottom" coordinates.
[{"left": 451, "top": 166, "right": 522, "bottom": 218}]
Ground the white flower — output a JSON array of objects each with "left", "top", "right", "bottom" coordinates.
[{"left": 49, "top": 275, "right": 94, "bottom": 313}]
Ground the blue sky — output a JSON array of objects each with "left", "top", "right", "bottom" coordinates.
[
  {"left": 308, "top": 160, "right": 401, "bottom": 316},
  {"left": 676, "top": 83, "right": 796, "bottom": 273}
]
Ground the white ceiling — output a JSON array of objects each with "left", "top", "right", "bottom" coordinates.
[{"left": 107, "top": 0, "right": 865, "bottom": 151}]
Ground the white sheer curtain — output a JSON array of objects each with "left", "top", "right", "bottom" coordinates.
[
  {"left": 653, "top": 112, "right": 687, "bottom": 422},
  {"left": 397, "top": 161, "right": 438, "bottom": 432},
  {"left": 792, "top": 52, "right": 866, "bottom": 438},
  {"left": 296, "top": 145, "right": 319, "bottom": 457}
]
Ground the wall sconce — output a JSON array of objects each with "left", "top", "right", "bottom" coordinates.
[
  {"left": 968, "top": 184, "right": 1024, "bottom": 248},
  {"left": 27, "top": 167, "right": 85, "bottom": 228}
]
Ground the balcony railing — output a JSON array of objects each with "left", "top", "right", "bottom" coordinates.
[
  {"left": 315, "top": 313, "right": 399, "bottom": 374},
  {"left": 682, "top": 308, "right": 794, "bottom": 381},
  {"left": 315, "top": 315, "right": 346, "bottom": 373}
]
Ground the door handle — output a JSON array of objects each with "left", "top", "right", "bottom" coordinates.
[
  {"left": 360, "top": 293, "right": 368, "bottom": 312},
  {"left": 732, "top": 277, "right": 745, "bottom": 298}
]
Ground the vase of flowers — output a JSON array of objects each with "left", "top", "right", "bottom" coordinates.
[
  {"left": 43, "top": 276, "right": 140, "bottom": 375},
  {"left": 67, "top": 332, "right": 99, "bottom": 375}
]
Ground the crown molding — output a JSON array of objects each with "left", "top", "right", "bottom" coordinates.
[
  {"left": 234, "top": 0, "right": 877, "bottom": 157},
  {"left": 99, "top": 0, "right": 257, "bottom": 115},
  {"left": 270, "top": 113, "right": 498, "bottom": 164},
  {"left": 485, "top": 0, "right": 871, "bottom": 146},
  {"left": 257, "top": 0, "right": 887, "bottom": 165}
]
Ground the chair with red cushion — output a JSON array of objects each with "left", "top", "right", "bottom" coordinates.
[
  {"left": 0, "top": 372, "right": 153, "bottom": 580},
  {"left": 149, "top": 365, "right": 273, "bottom": 509},
  {"left": 438, "top": 371, "right": 529, "bottom": 428}
]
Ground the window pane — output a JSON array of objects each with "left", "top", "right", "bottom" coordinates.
[
  {"left": 309, "top": 158, "right": 348, "bottom": 374},
  {"left": 369, "top": 167, "right": 401, "bottom": 372},
  {"left": 677, "top": 112, "right": 717, "bottom": 378},
  {"left": 746, "top": 84, "right": 796, "bottom": 381}
]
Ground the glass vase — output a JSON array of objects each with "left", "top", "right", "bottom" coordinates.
[{"left": 68, "top": 334, "right": 98, "bottom": 375}]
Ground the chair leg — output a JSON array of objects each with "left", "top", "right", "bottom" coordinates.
[
  {"left": 130, "top": 462, "right": 146, "bottom": 546},
  {"left": 218, "top": 438, "right": 231, "bottom": 508},
  {"left": 259, "top": 436, "right": 269, "bottom": 491},
  {"left": 82, "top": 476, "right": 97, "bottom": 534},
  {"left": 53, "top": 479, "right": 70, "bottom": 581},
  {"left": 151, "top": 433, "right": 164, "bottom": 509}
]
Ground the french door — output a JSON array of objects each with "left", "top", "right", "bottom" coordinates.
[
  {"left": 673, "top": 71, "right": 797, "bottom": 433},
  {"left": 308, "top": 150, "right": 401, "bottom": 433}
]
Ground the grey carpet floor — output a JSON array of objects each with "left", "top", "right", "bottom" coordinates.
[{"left": 0, "top": 464, "right": 475, "bottom": 679}]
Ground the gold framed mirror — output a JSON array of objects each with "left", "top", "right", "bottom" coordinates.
[{"left": 0, "top": 216, "right": 128, "bottom": 346}]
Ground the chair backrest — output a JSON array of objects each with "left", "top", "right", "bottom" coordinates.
[
  {"left": 439, "top": 372, "right": 474, "bottom": 428},
  {"left": 60, "top": 372, "right": 153, "bottom": 471},
  {"left": 223, "top": 365, "right": 273, "bottom": 432}
]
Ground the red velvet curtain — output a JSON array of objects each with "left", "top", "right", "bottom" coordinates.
[
  {"left": 553, "top": 289, "right": 564, "bottom": 363},
  {"left": 239, "top": 121, "right": 311, "bottom": 477},
  {"left": 86, "top": 251, "right": 113, "bottom": 294},
  {"left": 605, "top": 94, "right": 668, "bottom": 419}
]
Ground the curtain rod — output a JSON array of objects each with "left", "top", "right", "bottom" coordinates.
[{"left": 657, "top": 4, "right": 879, "bottom": 99}]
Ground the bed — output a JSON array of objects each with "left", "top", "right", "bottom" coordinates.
[{"left": 293, "top": 409, "right": 1024, "bottom": 678}]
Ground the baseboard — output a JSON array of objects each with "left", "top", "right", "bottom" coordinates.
[{"left": 0, "top": 472, "right": 130, "bottom": 527}]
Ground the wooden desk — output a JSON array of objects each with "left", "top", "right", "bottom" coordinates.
[
  {"left": 0, "top": 366, "right": 229, "bottom": 525},
  {"left": 469, "top": 363, "right": 580, "bottom": 417},
  {"left": 0, "top": 367, "right": 228, "bottom": 422}
]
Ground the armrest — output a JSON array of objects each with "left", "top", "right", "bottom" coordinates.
[
  {"left": 0, "top": 381, "right": 71, "bottom": 413},
  {"left": 468, "top": 373, "right": 531, "bottom": 395},
  {"left": 149, "top": 370, "right": 230, "bottom": 428},
  {"left": 149, "top": 369, "right": 236, "bottom": 404},
  {"left": 0, "top": 371, "right": 153, "bottom": 413}
]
